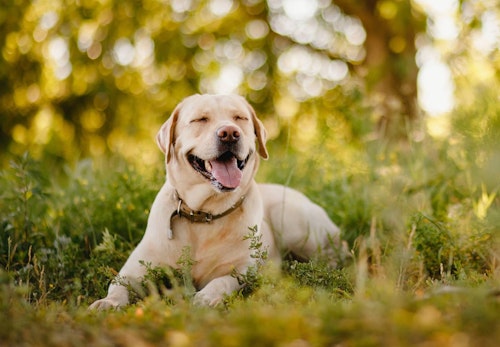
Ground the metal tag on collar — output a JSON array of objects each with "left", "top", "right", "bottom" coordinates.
[
  {"left": 177, "top": 199, "right": 182, "bottom": 215},
  {"left": 205, "top": 213, "right": 213, "bottom": 223},
  {"left": 168, "top": 199, "right": 183, "bottom": 240}
]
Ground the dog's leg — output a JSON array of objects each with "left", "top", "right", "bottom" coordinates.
[
  {"left": 291, "top": 200, "right": 343, "bottom": 265},
  {"left": 260, "top": 184, "right": 343, "bottom": 265},
  {"left": 193, "top": 275, "right": 243, "bottom": 306},
  {"left": 89, "top": 183, "right": 178, "bottom": 310},
  {"left": 88, "top": 246, "right": 149, "bottom": 310}
]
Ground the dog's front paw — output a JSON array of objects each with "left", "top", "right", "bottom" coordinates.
[
  {"left": 88, "top": 298, "right": 122, "bottom": 311},
  {"left": 193, "top": 289, "right": 224, "bottom": 307}
]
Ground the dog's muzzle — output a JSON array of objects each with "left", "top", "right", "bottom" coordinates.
[{"left": 188, "top": 151, "right": 250, "bottom": 192}]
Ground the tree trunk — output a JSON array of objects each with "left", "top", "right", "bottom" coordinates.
[{"left": 334, "top": 0, "right": 421, "bottom": 139}]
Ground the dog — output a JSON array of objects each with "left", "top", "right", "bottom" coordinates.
[{"left": 89, "top": 94, "right": 342, "bottom": 309}]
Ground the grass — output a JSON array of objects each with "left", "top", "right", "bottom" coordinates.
[{"left": 1, "top": 104, "right": 499, "bottom": 345}]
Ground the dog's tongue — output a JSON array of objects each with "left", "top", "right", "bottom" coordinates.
[{"left": 209, "top": 157, "right": 242, "bottom": 189}]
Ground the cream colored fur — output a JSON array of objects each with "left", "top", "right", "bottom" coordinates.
[{"left": 89, "top": 94, "right": 341, "bottom": 309}]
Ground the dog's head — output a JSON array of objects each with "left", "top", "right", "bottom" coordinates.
[{"left": 156, "top": 94, "right": 268, "bottom": 192}]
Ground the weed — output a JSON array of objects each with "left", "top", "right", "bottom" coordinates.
[
  {"left": 231, "top": 226, "right": 269, "bottom": 299},
  {"left": 283, "top": 259, "right": 354, "bottom": 298},
  {"left": 412, "top": 212, "right": 494, "bottom": 281},
  {"left": 175, "top": 246, "right": 197, "bottom": 296}
]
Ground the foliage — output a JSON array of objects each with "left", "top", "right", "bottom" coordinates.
[
  {"left": 230, "top": 226, "right": 269, "bottom": 297},
  {"left": 1, "top": 86, "right": 499, "bottom": 343},
  {"left": 0, "top": 0, "right": 369, "bottom": 164},
  {"left": 283, "top": 259, "right": 353, "bottom": 298},
  {"left": 411, "top": 213, "right": 492, "bottom": 279},
  {"left": 0, "top": 270, "right": 499, "bottom": 346},
  {"left": 1, "top": 5, "right": 500, "bottom": 339},
  {"left": 3, "top": 0, "right": 498, "bottom": 166},
  {"left": 0, "top": 155, "right": 161, "bottom": 304}
]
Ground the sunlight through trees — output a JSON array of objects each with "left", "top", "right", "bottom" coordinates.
[{"left": 1, "top": 0, "right": 499, "bottom": 166}]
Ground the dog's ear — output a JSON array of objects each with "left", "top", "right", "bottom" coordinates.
[
  {"left": 156, "top": 102, "right": 182, "bottom": 163},
  {"left": 245, "top": 99, "right": 269, "bottom": 160}
]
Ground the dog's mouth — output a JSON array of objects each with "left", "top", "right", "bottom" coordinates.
[{"left": 188, "top": 152, "right": 250, "bottom": 191}]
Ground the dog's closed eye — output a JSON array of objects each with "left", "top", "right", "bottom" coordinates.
[
  {"left": 233, "top": 114, "right": 248, "bottom": 121},
  {"left": 191, "top": 117, "right": 209, "bottom": 123}
]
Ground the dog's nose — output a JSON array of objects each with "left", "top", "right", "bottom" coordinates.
[{"left": 217, "top": 125, "right": 240, "bottom": 143}]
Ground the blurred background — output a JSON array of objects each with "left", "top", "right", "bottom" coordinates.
[
  {"left": 0, "top": 0, "right": 499, "bottom": 168},
  {"left": 1, "top": 0, "right": 499, "bottom": 306}
]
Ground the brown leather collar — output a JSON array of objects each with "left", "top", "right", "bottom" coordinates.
[{"left": 169, "top": 194, "right": 246, "bottom": 238}]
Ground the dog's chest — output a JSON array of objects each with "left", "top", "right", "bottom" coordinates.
[{"left": 172, "top": 219, "right": 252, "bottom": 287}]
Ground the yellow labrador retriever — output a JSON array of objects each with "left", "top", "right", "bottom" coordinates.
[{"left": 89, "top": 94, "right": 341, "bottom": 309}]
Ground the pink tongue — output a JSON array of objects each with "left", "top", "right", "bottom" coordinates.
[{"left": 209, "top": 157, "right": 242, "bottom": 189}]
